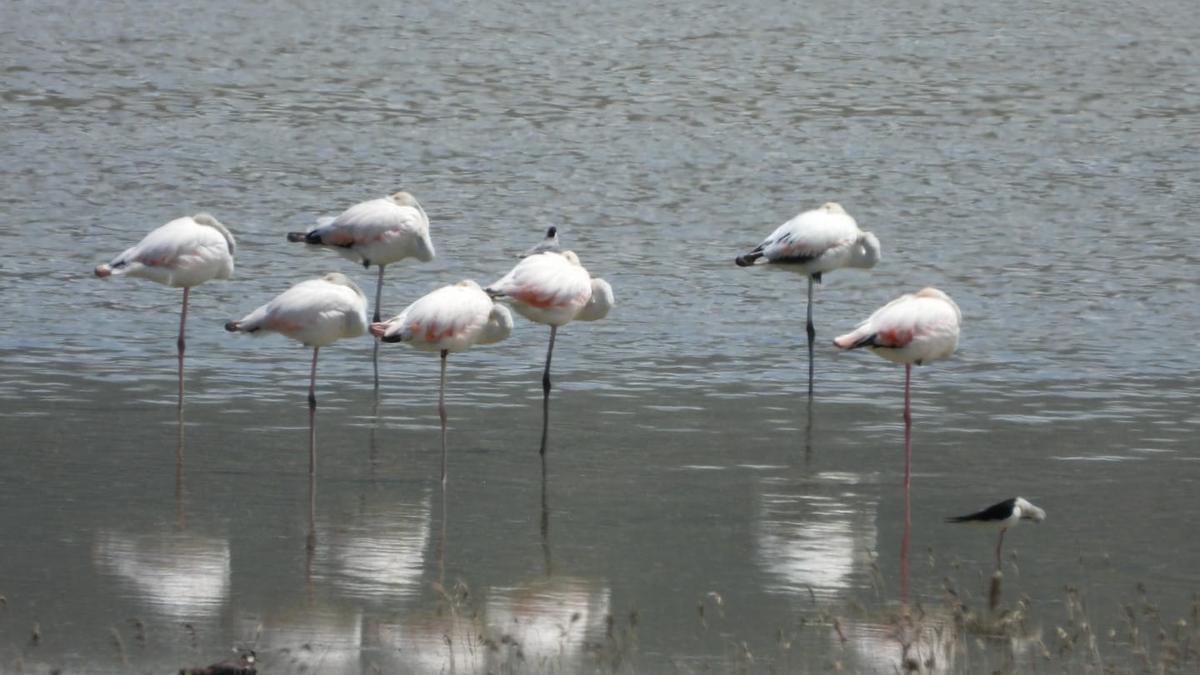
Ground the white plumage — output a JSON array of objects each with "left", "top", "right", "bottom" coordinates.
[
  {"left": 370, "top": 280, "right": 513, "bottom": 486},
  {"left": 485, "top": 250, "right": 614, "bottom": 454},
  {"left": 371, "top": 280, "right": 513, "bottom": 352},
  {"left": 95, "top": 214, "right": 236, "bottom": 287},
  {"left": 576, "top": 278, "right": 614, "bottom": 322},
  {"left": 735, "top": 202, "right": 880, "bottom": 394},
  {"left": 94, "top": 214, "right": 236, "bottom": 408},
  {"left": 833, "top": 287, "right": 961, "bottom": 490},
  {"left": 486, "top": 251, "right": 596, "bottom": 326},
  {"left": 833, "top": 287, "right": 961, "bottom": 365},
  {"left": 289, "top": 191, "right": 434, "bottom": 269},
  {"left": 225, "top": 272, "right": 368, "bottom": 438},
  {"left": 225, "top": 273, "right": 368, "bottom": 347},
  {"left": 287, "top": 191, "right": 436, "bottom": 386},
  {"left": 735, "top": 202, "right": 880, "bottom": 277}
]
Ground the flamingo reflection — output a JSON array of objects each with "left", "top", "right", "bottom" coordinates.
[
  {"left": 93, "top": 530, "right": 230, "bottom": 622},
  {"left": 755, "top": 473, "right": 879, "bottom": 600},
  {"left": 368, "top": 576, "right": 611, "bottom": 674},
  {"left": 313, "top": 491, "right": 433, "bottom": 602}
]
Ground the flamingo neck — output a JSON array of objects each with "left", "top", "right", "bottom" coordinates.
[{"left": 850, "top": 232, "right": 881, "bottom": 269}]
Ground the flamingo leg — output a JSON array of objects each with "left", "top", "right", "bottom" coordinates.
[
  {"left": 806, "top": 275, "right": 815, "bottom": 396},
  {"left": 903, "top": 363, "right": 913, "bottom": 490},
  {"left": 900, "top": 474, "right": 911, "bottom": 604},
  {"left": 175, "top": 421, "right": 186, "bottom": 530},
  {"left": 309, "top": 346, "right": 319, "bottom": 476},
  {"left": 439, "top": 349, "right": 448, "bottom": 488},
  {"left": 540, "top": 325, "right": 557, "bottom": 456},
  {"left": 372, "top": 265, "right": 385, "bottom": 390},
  {"left": 305, "top": 467, "right": 316, "bottom": 598},
  {"left": 541, "top": 449, "right": 552, "bottom": 576},
  {"left": 178, "top": 287, "right": 189, "bottom": 409}
]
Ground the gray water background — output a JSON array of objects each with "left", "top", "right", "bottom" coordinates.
[{"left": 1, "top": 0, "right": 1198, "bottom": 672}]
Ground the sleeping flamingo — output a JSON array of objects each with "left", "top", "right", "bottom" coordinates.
[
  {"left": 833, "top": 287, "right": 961, "bottom": 489},
  {"left": 225, "top": 273, "right": 368, "bottom": 472},
  {"left": 94, "top": 214, "right": 236, "bottom": 409},
  {"left": 370, "top": 280, "right": 513, "bottom": 485},
  {"left": 736, "top": 202, "right": 880, "bottom": 394},
  {"left": 486, "top": 251, "right": 613, "bottom": 455},
  {"left": 287, "top": 191, "right": 435, "bottom": 386}
]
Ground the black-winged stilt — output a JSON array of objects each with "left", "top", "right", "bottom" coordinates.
[{"left": 947, "top": 497, "right": 1046, "bottom": 568}]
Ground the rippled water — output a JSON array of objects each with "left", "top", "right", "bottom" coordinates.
[{"left": 1, "top": 0, "right": 1198, "bottom": 672}]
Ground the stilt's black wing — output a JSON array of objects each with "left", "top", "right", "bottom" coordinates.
[{"left": 946, "top": 498, "right": 1017, "bottom": 523}]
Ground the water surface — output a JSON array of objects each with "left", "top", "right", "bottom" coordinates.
[{"left": 1, "top": 0, "right": 1198, "bottom": 672}]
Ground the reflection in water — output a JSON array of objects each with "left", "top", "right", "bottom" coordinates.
[
  {"left": 901, "top": 484, "right": 912, "bottom": 604},
  {"left": 756, "top": 473, "right": 878, "bottom": 599},
  {"left": 313, "top": 491, "right": 432, "bottom": 601},
  {"left": 368, "top": 396, "right": 382, "bottom": 473},
  {"left": 836, "top": 612, "right": 959, "bottom": 674},
  {"left": 92, "top": 530, "right": 230, "bottom": 621},
  {"left": 306, "top": 468, "right": 317, "bottom": 601},
  {"left": 541, "top": 452, "right": 552, "bottom": 575},
  {"left": 371, "top": 610, "right": 488, "bottom": 675},
  {"left": 369, "top": 577, "right": 611, "bottom": 674},
  {"left": 803, "top": 394, "right": 814, "bottom": 463},
  {"left": 175, "top": 414, "right": 186, "bottom": 529},
  {"left": 242, "top": 608, "right": 363, "bottom": 674},
  {"left": 485, "top": 577, "right": 612, "bottom": 671}
]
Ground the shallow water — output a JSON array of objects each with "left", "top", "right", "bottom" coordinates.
[{"left": 1, "top": 0, "right": 1198, "bottom": 672}]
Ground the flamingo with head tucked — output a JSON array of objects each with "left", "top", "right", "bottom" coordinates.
[
  {"left": 736, "top": 202, "right": 880, "bottom": 394},
  {"left": 94, "top": 214, "right": 236, "bottom": 409},
  {"left": 833, "top": 287, "right": 961, "bottom": 488},
  {"left": 225, "top": 273, "right": 368, "bottom": 471},
  {"left": 287, "top": 191, "right": 434, "bottom": 387},
  {"left": 486, "top": 251, "right": 613, "bottom": 455},
  {"left": 370, "top": 280, "right": 513, "bottom": 485}
]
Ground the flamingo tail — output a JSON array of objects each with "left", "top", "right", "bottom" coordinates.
[
  {"left": 735, "top": 248, "right": 763, "bottom": 267},
  {"left": 287, "top": 231, "right": 323, "bottom": 244},
  {"left": 832, "top": 330, "right": 876, "bottom": 350}
]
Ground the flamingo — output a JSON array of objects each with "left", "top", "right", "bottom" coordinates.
[
  {"left": 833, "top": 287, "right": 961, "bottom": 489},
  {"left": 224, "top": 273, "right": 368, "bottom": 471},
  {"left": 947, "top": 497, "right": 1045, "bottom": 569},
  {"left": 735, "top": 202, "right": 880, "bottom": 394},
  {"left": 286, "top": 191, "right": 435, "bottom": 386},
  {"left": 520, "top": 226, "right": 561, "bottom": 257},
  {"left": 369, "top": 280, "right": 513, "bottom": 485},
  {"left": 94, "top": 214, "right": 236, "bottom": 409},
  {"left": 486, "top": 251, "right": 614, "bottom": 455}
]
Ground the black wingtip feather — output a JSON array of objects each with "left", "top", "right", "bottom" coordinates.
[
  {"left": 735, "top": 251, "right": 762, "bottom": 267},
  {"left": 946, "top": 498, "right": 1018, "bottom": 524}
]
